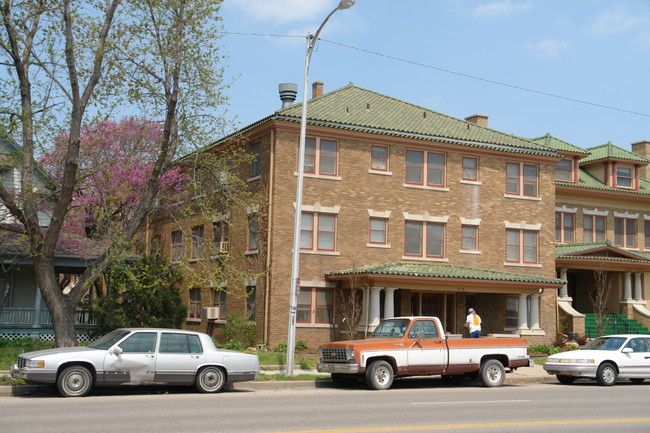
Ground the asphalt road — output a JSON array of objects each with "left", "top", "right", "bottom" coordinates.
[{"left": 2, "top": 380, "right": 650, "bottom": 433}]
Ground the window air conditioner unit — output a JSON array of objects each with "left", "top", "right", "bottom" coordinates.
[{"left": 202, "top": 306, "right": 220, "bottom": 320}]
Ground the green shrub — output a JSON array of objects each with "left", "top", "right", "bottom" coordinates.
[
  {"left": 295, "top": 340, "right": 308, "bottom": 351},
  {"left": 222, "top": 340, "right": 246, "bottom": 351},
  {"left": 529, "top": 344, "right": 564, "bottom": 355},
  {"left": 275, "top": 342, "right": 287, "bottom": 352},
  {"left": 222, "top": 314, "right": 256, "bottom": 348}
]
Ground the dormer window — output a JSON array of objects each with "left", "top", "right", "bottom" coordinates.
[
  {"left": 615, "top": 165, "right": 633, "bottom": 188},
  {"left": 555, "top": 159, "right": 573, "bottom": 182}
]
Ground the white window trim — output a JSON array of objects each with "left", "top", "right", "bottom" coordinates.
[
  {"left": 583, "top": 208, "right": 609, "bottom": 216},
  {"left": 555, "top": 205, "right": 578, "bottom": 213},
  {"left": 460, "top": 179, "right": 482, "bottom": 186},
  {"left": 403, "top": 183, "right": 450, "bottom": 192},
  {"left": 614, "top": 211, "right": 639, "bottom": 219},
  {"left": 403, "top": 212, "right": 449, "bottom": 223},
  {"left": 368, "top": 209, "right": 392, "bottom": 218},
  {"left": 504, "top": 194, "right": 542, "bottom": 201},
  {"left": 504, "top": 221, "right": 542, "bottom": 230},
  {"left": 369, "top": 169, "right": 392, "bottom": 176},
  {"left": 459, "top": 217, "right": 481, "bottom": 226},
  {"left": 298, "top": 202, "right": 341, "bottom": 214},
  {"left": 402, "top": 256, "right": 449, "bottom": 263}
]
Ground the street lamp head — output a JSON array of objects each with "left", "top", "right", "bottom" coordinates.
[{"left": 337, "top": 0, "right": 355, "bottom": 10}]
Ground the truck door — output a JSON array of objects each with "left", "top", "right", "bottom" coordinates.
[{"left": 405, "top": 319, "right": 447, "bottom": 375}]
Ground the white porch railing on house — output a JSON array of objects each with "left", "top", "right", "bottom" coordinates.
[{"left": 0, "top": 308, "right": 96, "bottom": 327}]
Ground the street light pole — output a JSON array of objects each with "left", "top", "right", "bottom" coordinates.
[{"left": 286, "top": 0, "right": 354, "bottom": 376}]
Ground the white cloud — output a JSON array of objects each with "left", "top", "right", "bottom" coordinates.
[
  {"left": 587, "top": 6, "right": 639, "bottom": 36},
  {"left": 228, "top": 0, "right": 332, "bottom": 24},
  {"left": 473, "top": 1, "right": 531, "bottom": 18},
  {"left": 526, "top": 39, "right": 571, "bottom": 58}
]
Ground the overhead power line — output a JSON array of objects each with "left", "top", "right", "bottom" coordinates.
[{"left": 223, "top": 31, "right": 650, "bottom": 119}]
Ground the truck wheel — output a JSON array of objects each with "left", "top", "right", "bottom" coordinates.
[
  {"left": 596, "top": 362, "right": 617, "bottom": 386},
  {"left": 57, "top": 365, "right": 93, "bottom": 397},
  {"left": 479, "top": 359, "right": 505, "bottom": 387},
  {"left": 556, "top": 375, "right": 576, "bottom": 384},
  {"left": 365, "top": 360, "right": 393, "bottom": 390}
]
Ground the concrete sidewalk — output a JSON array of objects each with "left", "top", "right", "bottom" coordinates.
[{"left": 0, "top": 364, "right": 554, "bottom": 396}]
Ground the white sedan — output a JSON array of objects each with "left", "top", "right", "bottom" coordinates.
[
  {"left": 10, "top": 328, "right": 259, "bottom": 397},
  {"left": 543, "top": 334, "right": 650, "bottom": 386}
]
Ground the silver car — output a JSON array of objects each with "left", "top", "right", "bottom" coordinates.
[{"left": 10, "top": 328, "right": 259, "bottom": 397}]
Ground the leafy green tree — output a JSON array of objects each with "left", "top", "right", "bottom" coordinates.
[{"left": 92, "top": 255, "right": 186, "bottom": 335}]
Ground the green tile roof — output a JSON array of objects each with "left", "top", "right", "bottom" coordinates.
[
  {"left": 326, "top": 261, "right": 564, "bottom": 286},
  {"left": 530, "top": 133, "right": 589, "bottom": 155},
  {"left": 556, "top": 168, "right": 650, "bottom": 196},
  {"left": 580, "top": 142, "right": 649, "bottom": 164},
  {"left": 272, "top": 84, "right": 558, "bottom": 156},
  {"left": 556, "top": 241, "right": 650, "bottom": 262}
]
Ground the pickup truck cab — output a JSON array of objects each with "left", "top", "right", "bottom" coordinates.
[{"left": 317, "top": 316, "right": 532, "bottom": 390}]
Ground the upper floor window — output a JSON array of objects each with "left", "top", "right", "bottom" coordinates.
[
  {"left": 301, "top": 212, "right": 336, "bottom": 251},
  {"left": 150, "top": 235, "right": 161, "bottom": 256},
  {"left": 616, "top": 165, "right": 633, "bottom": 188},
  {"left": 645, "top": 220, "right": 650, "bottom": 250},
  {"left": 555, "top": 159, "right": 573, "bottom": 181},
  {"left": 212, "top": 289, "right": 227, "bottom": 320},
  {"left": 304, "top": 137, "right": 338, "bottom": 176},
  {"left": 584, "top": 215, "right": 606, "bottom": 243},
  {"left": 188, "top": 288, "right": 201, "bottom": 319},
  {"left": 369, "top": 217, "right": 388, "bottom": 245},
  {"left": 171, "top": 230, "right": 183, "bottom": 262},
  {"left": 461, "top": 156, "right": 478, "bottom": 182},
  {"left": 506, "top": 162, "right": 538, "bottom": 197},
  {"left": 213, "top": 221, "right": 229, "bottom": 253},
  {"left": 615, "top": 217, "right": 637, "bottom": 248},
  {"left": 506, "top": 229, "right": 538, "bottom": 264},
  {"left": 191, "top": 225, "right": 205, "bottom": 259},
  {"left": 370, "top": 145, "right": 389, "bottom": 172},
  {"left": 247, "top": 215, "right": 259, "bottom": 252},
  {"left": 405, "top": 150, "right": 446, "bottom": 187},
  {"left": 405, "top": 221, "right": 445, "bottom": 258},
  {"left": 297, "top": 288, "right": 333, "bottom": 324},
  {"left": 555, "top": 212, "right": 575, "bottom": 243},
  {"left": 250, "top": 142, "right": 261, "bottom": 178},
  {"left": 461, "top": 225, "right": 478, "bottom": 251}
]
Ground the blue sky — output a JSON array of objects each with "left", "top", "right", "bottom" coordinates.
[{"left": 219, "top": 0, "right": 650, "bottom": 150}]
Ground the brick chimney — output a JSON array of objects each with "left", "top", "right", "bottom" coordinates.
[
  {"left": 631, "top": 140, "right": 650, "bottom": 179},
  {"left": 465, "top": 114, "right": 489, "bottom": 127},
  {"left": 312, "top": 81, "right": 324, "bottom": 99}
]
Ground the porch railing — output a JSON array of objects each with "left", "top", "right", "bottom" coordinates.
[{"left": 0, "top": 308, "right": 96, "bottom": 327}]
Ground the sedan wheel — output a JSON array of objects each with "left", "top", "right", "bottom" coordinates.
[
  {"left": 57, "top": 366, "right": 93, "bottom": 397},
  {"left": 596, "top": 362, "right": 617, "bottom": 386},
  {"left": 195, "top": 366, "right": 226, "bottom": 393}
]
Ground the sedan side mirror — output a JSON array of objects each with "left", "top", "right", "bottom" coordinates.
[
  {"left": 110, "top": 346, "right": 123, "bottom": 356},
  {"left": 622, "top": 347, "right": 633, "bottom": 354}
]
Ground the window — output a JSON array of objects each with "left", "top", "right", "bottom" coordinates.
[
  {"left": 555, "top": 159, "right": 573, "bottom": 181},
  {"left": 300, "top": 212, "right": 336, "bottom": 251},
  {"left": 246, "top": 287, "right": 256, "bottom": 321},
  {"left": 248, "top": 215, "right": 258, "bottom": 251},
  {"left": 191, "top": 225, "right": 204, "bottom": 258},
  {"left": 584, "top": 215, "right": 606, "bottom": 242},
  {"left": 120, "top": 332, "right": 157, "bottom": 353},
  {"left": 405, "top": 150, "right": 446, "bottom": 187},
  {"left": 212, "top": 290, "right": 227, "bottom": 320},
  {"left": 159, "top": 333, "right": 202, "bottom": 354},
  {"left": 189, "top": 288, "right": 202, "bottom": 319},
  {"left": 369, "top": 217, "right": 388, "bottom": 245},
  {"left": 461, "top": 156, "right": 478, "bottom": 182},
  {"left": 506, "top": 162, "right": 538, "bottom": 197},
  {"left": 646, "top": 221, "right": 650, "bottom": 250},
  {"left": 616, "top": 165, "right": 633, "bottom": 188},
  {"left": 171, "top": 230, "right": 183, "bottom": 262},
  {"left": 370, "top": 145, "right": 389, "bottom": 172},
  {"left": 150, "top": 235, "right": 161, "bottom": 256},
  {"left": 250, "top": 142, "right": 261, "bottom": 178},
  {"left": 213, "top": 221, "right": 229, "bottom": 252},
  {"left": 296, "top": 288, "right": 333, "bottom": 324},
  {"left": 615, "top": 218, "right": 637, "bottom": 248},
  {"left": 505, "top": 296, "right": 519, "bottom": 329},
  {"left": 461, "top": 225, "right": 478, "bottom": 251},
  {"left": 405, "top": 221, "right": 445, "bottom": 258},
  {"left": 304, "top": 137, "right": 338, "bottom": 176},
  {"left": 555, "top": 212, "right": 575, "bottom": 243},
  {"left": 506, "top": 229, "right": 538, "bottom": 264}
]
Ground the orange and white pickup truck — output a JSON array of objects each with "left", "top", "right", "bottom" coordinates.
[{"left": 317, "top": 316, "right": 533, "bottom": 389}]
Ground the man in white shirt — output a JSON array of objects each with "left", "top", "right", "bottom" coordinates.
[{"left": 466, "top": 308, "right": 481, "bottom": 338}]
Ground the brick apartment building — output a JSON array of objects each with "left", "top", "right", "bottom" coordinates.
[{"left": 148, "top": 82, "right": 650, "bottom": 349}]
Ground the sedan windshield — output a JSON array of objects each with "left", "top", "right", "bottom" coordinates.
[
  {"left": 370, "top": 319, "right": 411, "bottom": 338},
  {"left": 581, "top": 336, "right": 627, "bottom": 351},
  {"left": 88, "top": 329, "right": 131, "bottom": 350}
]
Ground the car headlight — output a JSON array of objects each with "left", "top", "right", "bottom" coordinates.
[
  {"left": 25, "top": 359, "right": 45, "bottom": 368},
  {"left": 553, "top": 358, "right": 595, "bottom": 364}
]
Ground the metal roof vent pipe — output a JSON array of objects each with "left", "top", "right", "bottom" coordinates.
[{"left": 279, "top": 83, "right": 298, "bottom": 108}]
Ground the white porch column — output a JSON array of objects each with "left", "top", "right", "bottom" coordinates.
[
  {"left": 623, "top": 272, "right": 633, "bottom": 300},
  {"left": 634, "top": 273, "right": 643, "bottom": 301},
  {"left": 517, "top": 294, "right": 529, "bottom": 330},
  {"left": 383, "top": 287, "right": 397, "bottom": 319},
  {"left": 559, "top": 268, "right": 569, "bottom": 298},
  {"left": 530, "top": 293, "right": 541, "bottom": 330},
  {"left": 369, "top": 287, "right": 383, "bottom": 328}
]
